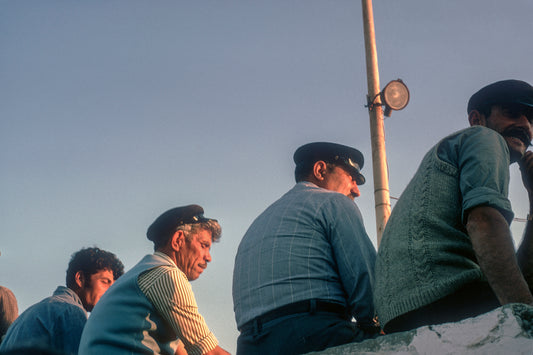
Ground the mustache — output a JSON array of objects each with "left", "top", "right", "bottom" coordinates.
[{"left": 502, "top": 127, "right": 532, "bottom": 147}]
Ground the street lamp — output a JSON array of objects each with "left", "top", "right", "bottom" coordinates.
[{"left": 368, "top": 79, "right": 410, "bottom": 117}]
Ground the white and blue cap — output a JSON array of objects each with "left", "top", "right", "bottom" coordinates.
[{"left": 293, "top": 142, "right": 366, "bottom": 185}]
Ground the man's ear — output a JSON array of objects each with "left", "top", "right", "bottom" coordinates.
[
  {"left": 468, "top": 110, "right": 487, "bottom": 127},
  {"left": 74, "top": 271, "right": 85, "bottom": 289},
  {"left": 312, "top": 161, "right": 328, "bottom": 181},
  {"left": 171, "top": 230, "right": 185, "bottom": 251}
]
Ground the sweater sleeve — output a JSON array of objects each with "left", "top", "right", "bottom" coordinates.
[
  {"left": 458, "top": 127, "right": 513, "bottom": 224},
  {"left": 438, "top": 126, "right": 514, "bottom": 224}
]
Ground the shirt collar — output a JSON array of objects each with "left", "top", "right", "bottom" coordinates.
[
  {"left": 54, "top": 286, "right": 86, "bottom": 311},
  {"left": 298, "top": 181, "right": 319, "bottom": 188},
  {"left": 154, "top": 251, "right": 177, "bottom": 268}
]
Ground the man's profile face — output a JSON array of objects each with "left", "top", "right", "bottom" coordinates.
[
  {"left": 77, "top": 269, "right": 115, "bottom": 311},
  {"left": 320, "top": 164, "right": 361, "bottom": 200},
  {"left": 176, "top": 229, "right": 213, "bottom": 281},
  {"left": 485, "top": 104, "right": 533, "bottom": 162}
]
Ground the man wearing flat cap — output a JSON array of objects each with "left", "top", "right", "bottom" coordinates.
[
  {"left": 374, "top": 79, "right": 533, "bottom": 333},
  {"left": 79, "top": 205, "right": 230, "bottom": 355},
  {"left": 232, "top": 142, "right": 379, "bottom": 354}
]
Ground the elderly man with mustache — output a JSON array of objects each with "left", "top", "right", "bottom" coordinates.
[
  {"left": 374, "top": 79, "right": 533, "bottom": 333},
  {"left": 79, "top": 205, "right": 230, "bottom": 355}
]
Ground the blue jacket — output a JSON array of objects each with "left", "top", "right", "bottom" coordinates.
[{"left": 0, "top": 286, "right": 87, "bottom": 355}]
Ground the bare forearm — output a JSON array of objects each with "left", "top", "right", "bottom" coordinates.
[
  {"left": 518, "top": 154, "right": 533, "bottom": 293},
  {"left": 517, "top": 195, "right": 533, "bottom": 291},
  {"left": 467, "top": 206, "right": 533, "bottom": 305}
]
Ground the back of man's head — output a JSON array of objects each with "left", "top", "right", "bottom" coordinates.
[
  {"left": 293, "top": 142, "right": 365, "bottom": 185},
  {"left": 65, "top": 247, "right": 124, "bottom": 290}
]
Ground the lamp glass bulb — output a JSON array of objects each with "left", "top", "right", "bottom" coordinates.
[{"left": 383, "top": 80, "right": 409, "bottom": 111}]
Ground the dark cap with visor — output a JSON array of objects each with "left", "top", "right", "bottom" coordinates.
[
  {"left": 147, "top": 204, "right": 217, "bottom": 243},
  {"left": 293, "top": 142, "right": 366, "bottom": 185},
  {"left": 467, "top": 79, "right": 533, "bottom": 114}
]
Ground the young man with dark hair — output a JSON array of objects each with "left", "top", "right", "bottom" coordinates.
[{"left": 0, "top": 247, "right": 124, "bottom": 355}]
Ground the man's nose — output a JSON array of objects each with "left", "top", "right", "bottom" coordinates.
[
  {"left": 517, "top": 113, "right": 533, "bottom": 136},
  {"left": 351, "top": 181, "right": 361, "bottom": 198},
  {"left": 516, "top": 112, "right": 531, "bottom": 124},
  {"left": 205, "top": 250, "right": 212, "bottom": 263}
]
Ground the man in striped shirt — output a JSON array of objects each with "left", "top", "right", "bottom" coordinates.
[{"left": 79, "top": 205, "right": 230, "bottom": 355}]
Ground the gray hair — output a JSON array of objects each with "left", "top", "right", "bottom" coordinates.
[{"left": 177, "top": 219, "right": 222, "bottom": 243}]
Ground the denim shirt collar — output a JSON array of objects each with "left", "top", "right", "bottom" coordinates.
[{"left": 53, "top": 286, "right": 86, "bottom": 313}]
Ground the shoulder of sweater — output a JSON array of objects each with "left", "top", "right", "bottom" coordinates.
[{"left": 441, "top": 125, "right": 505, "bottom": 144}]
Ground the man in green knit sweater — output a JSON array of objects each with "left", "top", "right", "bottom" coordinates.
[{"left": 374, "top": 79, "right": 533, "bottom": 333}]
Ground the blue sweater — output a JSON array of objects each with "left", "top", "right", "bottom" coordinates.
[{"left": 79, "top": 254, "right": 179, "bottom": 355}]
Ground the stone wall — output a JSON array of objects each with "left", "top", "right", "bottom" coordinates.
[{"left": 311, "top": 303, "right": 533, "bottom": 355}]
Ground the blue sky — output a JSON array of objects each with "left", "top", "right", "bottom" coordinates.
[{"left": 1, "top": 1, "right": 532, "bottom": 353}]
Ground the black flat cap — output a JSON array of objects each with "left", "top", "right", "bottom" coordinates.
[
  {"left": 147, "top": 204, "right": 216, "bottom": 243},
  {"left": 293, "top": 142, "right": 365, "bottom": 185},
  {"left": 467, "top": 79, "right": 533, "bottom": 113}
]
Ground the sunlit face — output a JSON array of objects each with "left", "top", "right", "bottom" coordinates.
[
  {"left": 176, "top": 229, "right": 213, "bottom": 281},
  {"left": 485, "top": 104, "right": 533, "bottom": 162},
  {"left": 319, "top": 165, "right": 361, "bottom": 200},
  {"left": 77, "top": 269, "right": 115, "bottom": 312}
]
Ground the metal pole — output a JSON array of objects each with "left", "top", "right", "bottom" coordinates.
[{"left": 361, "top": 0, "right": 390, "bottom": 245}]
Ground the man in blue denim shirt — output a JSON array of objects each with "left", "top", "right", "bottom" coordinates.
[
  {"left": 232, "top": 142, "right": 378, "bottom": 355},
  {"left": 0, "top": 247, "right": 124, "bottom": 355}
]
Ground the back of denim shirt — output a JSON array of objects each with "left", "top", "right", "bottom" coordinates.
[{"left": 0, "top": 286, "right": 87, "bottom": 355}]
